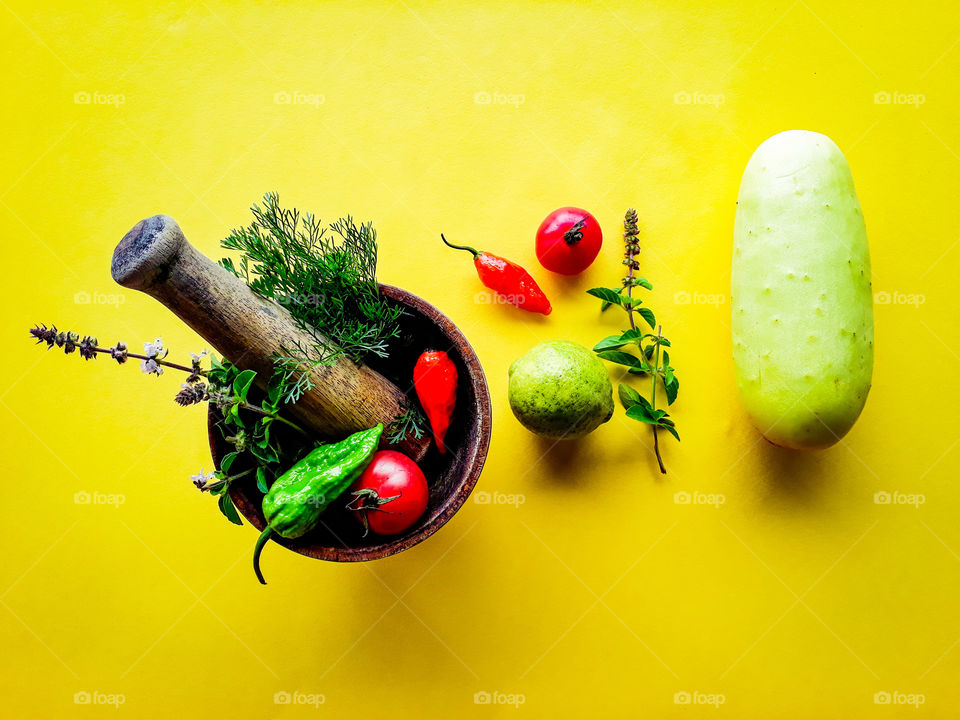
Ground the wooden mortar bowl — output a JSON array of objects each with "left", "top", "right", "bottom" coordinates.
[{"left": 209, "top": 285, "right": 492, "bottom": 562}]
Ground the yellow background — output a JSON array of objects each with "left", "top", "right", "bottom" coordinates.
[{"left": 2, "top": 1, "right": 959, "bottom": 717}]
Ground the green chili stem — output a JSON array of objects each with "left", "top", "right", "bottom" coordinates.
[{"left": 253, "top": 526, "right": 273, "bottom": 585}]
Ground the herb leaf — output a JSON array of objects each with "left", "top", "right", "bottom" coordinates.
[
  {"left": 218, "top": 493, "right": 243, "bottom": 525},
  {"left": 663, "top": 371, "right": 679, "bottom": 406},
  {"left": 625, "top": 401, "right": 656, "bottom": 424},
  {"left": 220, "top": 451, "right": 238, "bottom": 473},
  {"left": 596, "top": 350, "right": 648, "bottom": 370},
  {"left": 594, "top": 335, "right": 629, "bottom": 352},
  {"left": 587, "top": 287, "right": 624, "bottom": 309},
  {"left": 233, "top": 369, "right": 257, "bottom": 403},
  {"left": 618, "top": 383, "right": 642, "bottom": 410},
  {"left": 256, "top": 466, "right": 269, "bottom": 493},
  {"left": 637, "top": 307, "right": 656, "bottom": 329},
  {"left": 658, "top": 421, "right": 680, "bottom": 442}
]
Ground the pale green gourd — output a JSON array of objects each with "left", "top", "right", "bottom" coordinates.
[{"left": 732, "top": 130, "right": 873, "bottom": 449}]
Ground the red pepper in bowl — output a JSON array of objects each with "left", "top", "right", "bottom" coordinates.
[
  {"left": 441, "top": 235, "right": 552, "bottom": 315},
  {"left": 414, "top": 349, "right": 458, "bottom": 454}
]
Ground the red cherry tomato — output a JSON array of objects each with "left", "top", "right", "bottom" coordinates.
[
  {"left": 348, "top": 451, "right": 429, "bottom": 536},
  {"left": 535, "top": 207, "right": 602, "bottom": 275}
]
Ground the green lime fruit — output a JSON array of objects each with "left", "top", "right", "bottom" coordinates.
[{"left": 508, "top": 340, "right": 614, "bottom": 439}]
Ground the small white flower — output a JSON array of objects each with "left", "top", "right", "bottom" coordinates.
[
  {"left": 190, "top": 350, "right": 210, "bottom": 360},
  {"left": 143, "top": 338, "right": 168, "bottom": 359},
  {"left": 191, "top": 469, "right": 217, "bottom": 490},
  {"left": 140, "top": 358, "right": 163, "bottom": 375},
  {"left": 190, "top": 468, "right": 216, "bottom": 483}
]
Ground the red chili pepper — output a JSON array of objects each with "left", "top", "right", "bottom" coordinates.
[
  {"left": 441, "top": 235, "right": 552, "bottom": 315},
  {"left": 413, "top": 350, "right": 458, "bottom": 454}
]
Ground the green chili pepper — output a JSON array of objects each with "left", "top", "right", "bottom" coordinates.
[{"left": 253, "top": 423, "right": 383, "bottom": 584}]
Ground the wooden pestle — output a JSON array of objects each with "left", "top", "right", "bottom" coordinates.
[{"left": 111, "top": 215, "right": 430, "bottom": 460}]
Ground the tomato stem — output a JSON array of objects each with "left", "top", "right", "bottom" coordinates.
[
  {"left": 347, "top": 489, "right": 402, "bottom": 538},
  {"left": 563, "top": 219, "right": 586, "bottom": 246}
]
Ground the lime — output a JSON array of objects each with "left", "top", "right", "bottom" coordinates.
[{"left": 508, "top": 340, "right": 613, "bottom": 439}]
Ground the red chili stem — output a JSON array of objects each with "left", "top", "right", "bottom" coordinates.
[{"left": 440, "top": 234, "right": 479, "bottom": 258}]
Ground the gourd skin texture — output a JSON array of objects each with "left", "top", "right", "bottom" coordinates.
[{"left": 732, "top": 130, "right": 873, "bottom": 449}]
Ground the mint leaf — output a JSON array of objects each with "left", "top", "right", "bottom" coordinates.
[
  {"left": 594, "top": 335, "right": 629, "bottom": 352},
  {"left": 618, "top": 383, "right": 642, "bottom": 410},
  {"left": 220, "top": 451, "right": 238, "bottom": 473},
  {"left": 587, "top": 287, "right": 623, "bottom": 311},
  {"left": 664, "top": 372, "right": 679, "bottom": 405},
  {"left": 658, "top": 421, "right": 680, "bottom": 442},
  {"left": 256, "top": 466, "right": 269, "bottom": 494},
  {"left": 218, "top": 493, "right": 243, "bottom": 526},
  {"left": 596, "top": 350, "right": 645, "bottom": 369},
  {"left": 625, "top": 403, "right": 657, "bottom": 424},
  {"left": 250, "top": 442, "right": 278, "bottom": 464},
  {"left": 637, "top": 307, "right": 656, "bottom": 329},
  {"left": 233, "top": 369, "right": 257, "bottom": 402},
  {"left": 634, "top": 394, "right": 654, "bottom": 414}
]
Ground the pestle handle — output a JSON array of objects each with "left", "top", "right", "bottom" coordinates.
[{"left": 112, "top": 215, "right": 430, "bottom": 460}]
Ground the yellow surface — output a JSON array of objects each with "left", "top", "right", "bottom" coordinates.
[{"left": 2, "top": 1, "right": 959, "bottom": 717}]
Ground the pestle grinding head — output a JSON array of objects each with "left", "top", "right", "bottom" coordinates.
[{"left": 112, "top": 214, "right": 186, "bottom": 291}]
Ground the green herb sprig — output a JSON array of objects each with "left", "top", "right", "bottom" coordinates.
[
  {"left": 587, "top": 209, "right": 679, "bottom": 474},
  {"left": 386, "top": 403, "right": 427, "bottom": 445},
  {"left": 218, "top": 194, "right": 426, "bottom": 443},
  {"left": 219, "top": 193, "right": 403, "bottom": 365},
  {"left": 28, "top": 325, "right": 313, "bottom": 523}
]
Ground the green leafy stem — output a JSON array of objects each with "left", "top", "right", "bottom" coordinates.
[{"left": 587, "top": 208, "right": 679, "bottom": 474}]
